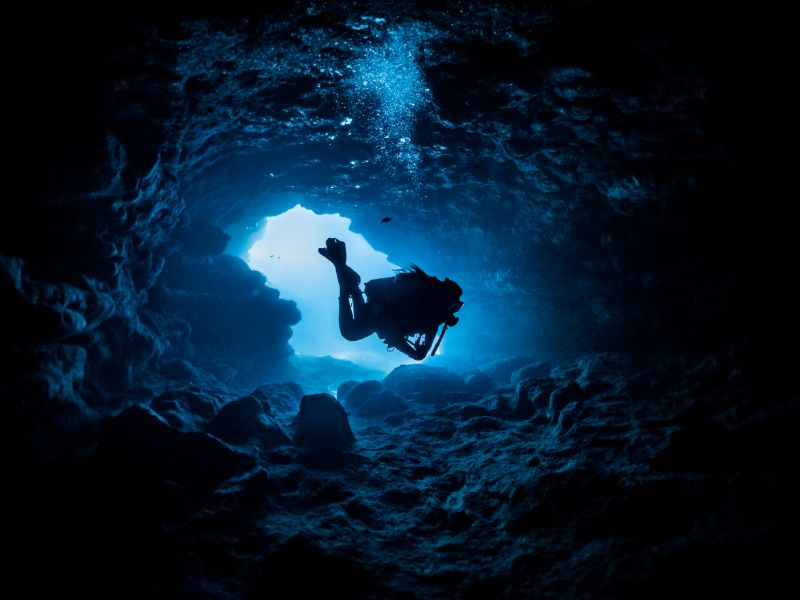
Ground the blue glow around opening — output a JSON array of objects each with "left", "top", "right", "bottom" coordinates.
[{"left": 245, "top": 204, "right": 415, "bottom": 373}]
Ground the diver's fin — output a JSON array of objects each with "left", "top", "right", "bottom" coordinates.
[{"left": 319, "top": 237, "right": 347, "bottom": 267}]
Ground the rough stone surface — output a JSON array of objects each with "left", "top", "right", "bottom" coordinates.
[
  {"left": 206, "top": 394, "right": 292, "bottom": 448},
  {"left": 341, "top": 379, "right": 384, "bottom": 411},
  {"left": 292, "top": 394, "right": 356, "bottom": 452},
  {"left": 92, "top": 406, "right": 255, "bottom": 494},
  {"left": 511, "top": 362, "right": 552, "bottom": 385},
  {"left": 465, "top": 371, "right": 496, "bottom": 395},
  {"left": 355, "top": 389, "right": 409, "bottom": 418},
  {"left": 383, "top": 365, "right": 466, "bottom": 397}
]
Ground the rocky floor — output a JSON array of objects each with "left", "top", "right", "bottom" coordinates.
[{"left": 7, "top": 351, "right": 798, "bottom": 598}]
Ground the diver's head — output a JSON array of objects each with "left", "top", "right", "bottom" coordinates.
[{"left": 441, "top": 278, "right": 463, "bottom": 326}]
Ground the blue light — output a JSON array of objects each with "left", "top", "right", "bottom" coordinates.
[{"left": 245, "top": 204, "right": 415, "bottom": 372}]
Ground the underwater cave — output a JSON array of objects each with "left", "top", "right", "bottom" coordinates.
[{"left": 3, "top": 1, "right": 797, "bottom": 597}]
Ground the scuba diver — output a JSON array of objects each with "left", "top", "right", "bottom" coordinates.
[{"left": 319, "top": 238, "right": 463, "bottom": 360}]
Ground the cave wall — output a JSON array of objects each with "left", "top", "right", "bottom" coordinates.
[
  {"left": 3, "top": 1, "right": 794, "bottom": 445},
  {"left": 3, "top": 4, "right": 797, "bottom": 597},
  {"left": 2, "top": 10, "right": 301, "bottom": 455}
]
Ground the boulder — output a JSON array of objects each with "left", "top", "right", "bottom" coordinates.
[
  {"left": 292, "top": 394, "right": 355, "bottom": 452},
  {"left": 342, "top": 380, "right": 383, "bottom": 410},
  {"left": 337, "top": 380, "right": 360, "bottom": 402},
  {"left": 92, "top": 406, "right": 254, "bottom": 493},
  {"left": 383, "top": 364, "right": 466, "bottom": 397},
  {"left": 206, "top": 395, "right": 292, "bottom": 448},
  {"left": 253, "top": 381, "right": 304, "bottom": 414},
  {"left": 149, "top": 386, "right": 223, "bottom": 430},
  {"left": 356, "top": 390, "right": 409, "bottom": 417}
]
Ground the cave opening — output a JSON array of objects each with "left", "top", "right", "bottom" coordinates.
[{"left": 242, "top": 203, "right": 417, "bottom": 374}]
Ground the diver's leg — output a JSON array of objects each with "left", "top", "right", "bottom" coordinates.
[
  {"left": 320, "top": 238, "right": 373, "bottom": 341},
  {"left": 349, "top": 281, "right": 366, "bottom": 315},
  {"left": 338, "top": 293, "right": 373, "bottom": 341},
  {"left": 337, "top": 278, "right": 373, "bottom": 341}
]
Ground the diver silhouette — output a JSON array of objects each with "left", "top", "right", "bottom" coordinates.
[{"left": 319, "top": 238, "right": 463, "bottom": 360}]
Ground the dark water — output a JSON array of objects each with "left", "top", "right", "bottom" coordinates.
[{"left": 3, "top": 1, "right": 797, "bottom": 597}]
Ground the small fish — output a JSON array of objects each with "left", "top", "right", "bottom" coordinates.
[{"left": 380, "top": 216, "right": 392, "bottom": 223}]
